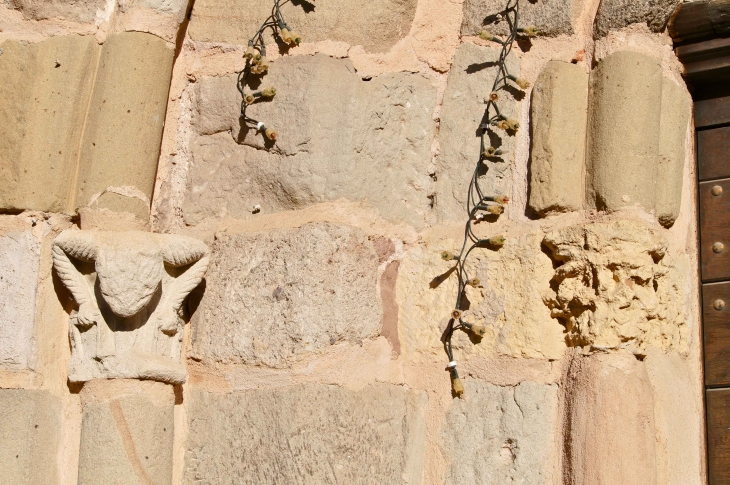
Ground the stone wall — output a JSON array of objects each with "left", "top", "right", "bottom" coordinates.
[{"left": 0, "top": 0, "right": 705, "bottom": 483}]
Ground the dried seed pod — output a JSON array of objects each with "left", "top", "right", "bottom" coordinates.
[
  {"left": 257, "top": 57, "right": 269, "bottom": 73},
  {"left": 470, "top": 324, "right": 487, "bottom": 336},
  {"left": 496, "top": 120, "right": 510, "bottom": 131},
  {"left": 244, "top": 46, "right": 257, "bottom": 60},
  {"left": 506, "top": 119, "right": 520, "bottom": 131},
  {"left": 486, "top": 204, "right": 504, "bottom": 215},
  {"left": 280, "top": 28, "right": 293, "bottom": 44},
  {"left": 264, "top": 128, "right": 277, "bottom": 141},
  {"left": 452, "top": 378, "right": 464, "bottom": 396},
  {"left": 514, "top": 77, "right": 530, "bottom": 89},
  {"left": 261, "top": 86, "right": 277, "bottom": 98},
  {"left": 451, "top": 309, "right": 463, "bottom": 319},
  {"left": 290, "top": 32, "right": 302, "bottom": 45},
  {"left": 467, "top": 278, "right": 480, "bottom": 288},
  {"left": 488, "top": 235, "right": 506, "bottom": 246}
]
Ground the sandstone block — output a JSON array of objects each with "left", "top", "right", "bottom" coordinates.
[
  {"left": 566, "top": 352, "right": 657, "bottom": 484},
  {"left": 184, "top": 54, "right": 436, "bottom": 228},
  {"left": 0, "top": 389, "right": 62, "bottom": 484},
  {"left": 183, "top": 383, "right": 427, "bottom": 484},
  {"left": 443, "top": 381, "right": 559, "bottom": 485},
  {"left": 461, "top": 0, "right": 577, "bottom": 37},
  {"left": 528, "top": 61, "right": 589, "bottom": 215},
  {"left": 190, "top": 223, "right": 382, "bottom": 367},
  {"left": 189, "top": 0, "right": 417, "bottom": 53},
  {"left": 78, "top": 381, "right": 175, "bottom": 485},
  {"left": 76, "top": 32, "right": 174, "bottom": 215},
  {"left": 0, "top": 36, "right": 99, "bottom": 213},
  {"left": 0, "top": 231, "right": 41, "bottom": 370},
  {"left": 8, "top": 0, "right": 107, "bottom": 23},
  {"left": 593, "top": 0, "right": 680, "bottom": 38}
]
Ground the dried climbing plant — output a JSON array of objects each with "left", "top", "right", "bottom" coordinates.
[
  {"left": 238, "top": 0, "right": 314, "bottom": 142},
  {"left": 443, "top": 0, "right": 536, "bottom": 397}
]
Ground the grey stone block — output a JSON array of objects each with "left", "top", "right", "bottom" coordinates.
[
  {"left": 461, "top": 0, "right": 577, "bottom": 37},
  {"left": 183, "top": 383, "right": 427, "bottom": 484},
  {"left": 190, "top": 223, "right": 382, "bottom": 367},
  {"left": 528, "top": 61, "right": 589, "bottom": 215},
  {"left": 0, "top": 389, "right": 62, "bottom": 485},
  {"left": 8, "top": 0, "right": 107, "bottom": 22},
  {"left": 593, "top": 0, "right": 680, "bottom": 38}
]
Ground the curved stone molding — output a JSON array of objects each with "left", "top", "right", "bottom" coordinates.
[{"left": 52, "top": 230, "right": 209, "bottom": 384}]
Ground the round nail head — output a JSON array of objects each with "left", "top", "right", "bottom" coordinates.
[
  {"left": 714, "top": 242, "right": 725, "bottom": 253},
  {"left": 715, "top": 299, "right": 726, "bottom": 311},
  {"left": 713, "top": 185, "right": 723, "bottom": 196}
]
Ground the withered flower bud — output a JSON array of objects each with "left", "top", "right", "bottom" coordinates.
[
  {"left": 494, "top": 195, "right": 509, "bottom": 204},
  {"left": 261, "top": 86, "right": 277, "bottom": 98},
  {"left": 264, "top": 128, "right": 277, "bottom": 141},
  {"left": 467, "top": 278, "right": 481, "bottom": 288},
  {"left": 488, "top": 235, "right": 506, "bottom": 246},
  {"left": 451, "top": 309, "right": 463, "bottom": 320},
  {"left": 244, "top": 93, "right": 256, "bottom": 105}
]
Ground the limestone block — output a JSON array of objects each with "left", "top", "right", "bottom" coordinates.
[
  {"left": 78, "top": 381, "right": 174, "bottom": 485},
  {"left": 184, "top": 54, "right": 436, "bottom": 228},
  {"left": 183, "top": 383, "right": 427, "bottom": 484},
  {"left": 593, "top": 0, "right": 680, "bottom": 38},
  {"left": 443, "top": 381, "right": 559, "bottom": 485},
  {"left": 566, "top": 352, "right": 657, "bottom": 484},
  {"left": 461, "top": 0, "right": 577, "bottom": 37},
  {"left": 435, "top": 42, "right": 519, "bottom": 222},
  {"left": 528, "top": 61, "right": 589, "bottom": 215},
  {"left": 190, "top": 223, "right": 382, "bottom": 367},
  {"left": 542, "top": 220, "right": 688, "bottom": 354},
  {"left": 52, "top": 230, "right": 209, "bottom": 384},
  {"left": 76, "top": 32, "right": 174, "bottom": 215},
  {"left": 0, "top": 36, "right": 99, "bottom": 213},
  {"left": 188, "top": 0, "right": 418, "bottom": 53},
  {"left": 0, "top": 389, "right": 62, "bottom": 485},
  {"left": 8, "top": 0, "right": 107, "bottom": 22}
]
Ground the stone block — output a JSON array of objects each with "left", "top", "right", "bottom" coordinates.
[
  {"left": 183, "top": 383, "right": 427, "bottom": 484},
  {"left": 0, "top": 231, "right": 41, "bottom": 370},
  {"left": 0, "top": 389, "right": 63, "bottom": 484},
  {"left": 189, "top": 0, "right": 418, "bottom": 53},
  {"left": 528, "top": 61, "right": 589, "bottom": 215},
  {"left": 593, "top": 0, "right": 680, "bottom": 38},
  {"left": 8, "top": 0, "right": 107, "bottom": 23},
  {"left": 184, "top": 54, "right": 436, "bottom": 228},
  {"left": 435, "top": 42, "right": 520, "bottom": 222},
  {"left": 78, "top": 381, "right": 175, "bottom": 485},
  {"left": 566, "top": 352, "right": 657, "bottom": 484},
  {"left": 443, "top": 381, "right": 559, "bottom": 485},
  {"left": 190, "top": 223, "right": 382, "bottom": 367},
  {"left": 76, "top": 32, "right": 174, "bottom": 215},
  {"left": 461, "top": 0, "right": 577, "bottom": 37},
  {"left": 0, "top": 36, "right": 99, "bottom": 213}
]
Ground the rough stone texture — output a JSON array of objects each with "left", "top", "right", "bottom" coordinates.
[
  {"left": 435, "top": 42, "right": 520, "bottom": 222},
  {"left": 189, "top": 0, "right": 418, "bottom": 53},
  {"left": 8, "top": 0, "right": 107, "bottom": 22},
  {"left": 78, "top": 382, "right": 174, "bottom": 485},
  {"left": 53, "top": 230, "right": 209, "bottom": 384},
  {"left": 593, "top": 0, "right": 680, "bottom": 38},
  {"left": 0, "top": 389, "right": 62, "bottom": 485},
  {"left": 190, "top": 223, "right": 382, "bottom": 367},
  {"left": 184, "top": 54, "right": 436, "bottom": 229},
  {"left": 461, "top": 0, "right": 577, "bottom": 37},
  {"left": 0, "top": 231, "right": 41, "bottom": 370},
  {"left": 397, "top": 233, "right": 566, "bottom": 361},
  {"left": 528, "top": 61, "right": 589, "bottom": 216},
  {"left": 76, "top": 32, "right": 174, "bottom": 215},
  {"left": 0, "top": 36, "right": 99, "bottom": 213},
  {"left": 443, "top": 381, "right": 559, "bottom": 485},
  {"left": 566, "top": 352, "right": 658, "bottom": 484},
  {"left": 183, "top": 383, "right": 427, "bottom": 484},
  {"left": 543, "top": 220, "right": 688, "bottom": 354}
]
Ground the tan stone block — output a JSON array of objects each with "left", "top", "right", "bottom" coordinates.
[
  {"left": 188, "top": 0, "right": 418, "bottom": 53},
  {"left": 76, "top": 32, "right": 174, "bottom": 215},
  {"left": 0, "top": 36, "right": 99, "bottom": 212},
  {"left": 566, "top": 352, "right": 657, "bottom": 484},
  {"left": 528, "top": 61, "right": 588, "bottom": 215},
  {"left": 183, "top": 383, "right": 427, "bottom": 484},
  {"left": 0, "top": 389, "right": 63, "bottom": 485},
  {"left": 8, "top": 0, "right": 107, "bottom": 23}
]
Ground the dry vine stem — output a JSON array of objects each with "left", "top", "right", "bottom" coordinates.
[
  {"left": 443, "top": 0, "right": 536, "bottom": 397},
  {"left": 238, "top": 0, "right": 314, "bottom": 142}
]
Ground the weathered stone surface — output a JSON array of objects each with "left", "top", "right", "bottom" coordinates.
[
  {"left": 0, "top": 231, "right": 41, "bottom": 370},
  {"left": 78, "top": 381, "right": 174, "bottom": 485},
  {"left": 76, "top": 32, "right": 174, "bottom": 215},
  {"left": 443, "top": 381, "right": 559, "bottom": 485},
  {"left": 189, "top": 0, "right": 417, "bottom": 53},
  {"left": 593, "top": 0, "right": 680, "bottom": 38},
  {"left": 566, "top": 352, "right": 657, "bottom": 484},
  {"left": 397, "top": 232, "right": 565, "bottom": 361},
  {"left": 8, "top": 0, "right": 107, "bottom": 22},
  {"left": 461, "top": 0, "right": 577, "bottom": 37},
  {"left": 529, "top": 61, "right": 589, "bottom": 216},
  {"left": 190, "top": 223, "right": 382, "bottom": 367},
  {"left": 184, "top": 54, "right": 436, "bottom": 228},
  {"left": 183, "top": 383, "right": 427, "bottom": 484},
  {"left": 53, "top": 230, "right": 209, "bottom": 384},
  {"left": 435, "top": 42, "right": 519, "bottom": 222},
  {"left": 0, "top": 36, "right": 99, "bottom": 213},
  {"left": 543, "top": 220, "right": 688, "bottom": 354},
  {"left": 0, "top": 389, "right": 62, "bottom": 484}
]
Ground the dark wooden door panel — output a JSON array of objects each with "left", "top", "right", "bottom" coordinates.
[
  {"left": 700, "top": 179, "right": 730, "bottom": 281},
  {"left": 708, "top": 388, "right": 730, "bottom": 484},
  {"left": 699, "top": 126, "right": 730, "bottom": 181},
  {"left": 696, "top": 95, "right": 730, "bottom": 128},
  {"left": 704, "top": 282, "right": 730, "bottom": 386}
]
